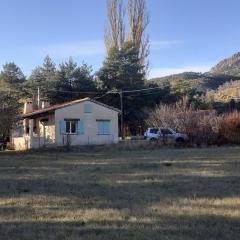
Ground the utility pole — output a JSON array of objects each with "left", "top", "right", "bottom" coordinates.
[
  {"left": 120, "top": 90, "right": 124, "bottom": 140},
  {"left": 37, "top": 87, "right": 40, "bottom": 109}
]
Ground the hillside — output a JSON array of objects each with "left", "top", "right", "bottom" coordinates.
[
  {"left": 150, "top": 52, "right": 240, "bottom": 92},
  {"left": 151, "top": 72, "right": 240, "bottom": 92},
  {"left": 210, "top": 52, "right": 240, "bottom": 76},
  {"left": 207, "top": 80, "right": 240, "bottom": 103}
]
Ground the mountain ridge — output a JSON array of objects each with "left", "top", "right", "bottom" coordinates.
[
  {"left": 210, "top": 52, "right": 240, "bottom": 76},
  {"left": 150, "top": 52, "right": 240, "bottom": 92}
]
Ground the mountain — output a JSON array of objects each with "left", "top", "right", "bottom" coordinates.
[
  {"left": 210, "top": 52, "right": 240, "bottom": 76},
  {"left": 208, "top": 80, "right": 240, "bottom": 102},
  {"left": 150, "top": 52, "right": 240, "bottom": 92},
  {"left": 150, "top": 72, "right": 240, "bottom": 92}
]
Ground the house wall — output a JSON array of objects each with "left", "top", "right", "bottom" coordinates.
[
  {"left": 12, "top": 114, "right": 56, "bottom": 150},
  {"left": 55, "top": 100, "right": 119, "bottom": 146},
  {"left": 12, "top": 136, "right": 30, "bottom": 151}
]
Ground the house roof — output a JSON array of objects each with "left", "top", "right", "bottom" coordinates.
[{"left": 21, "top": 97, "right": 121, "bottom": 118}]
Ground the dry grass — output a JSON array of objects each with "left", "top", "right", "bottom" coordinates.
[{"left": 0, "top": 147, "right": 240, "bottom": 239}]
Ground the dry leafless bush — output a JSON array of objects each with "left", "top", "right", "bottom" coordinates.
[
  {"left": 146, "top": 99, "right": 223, "bottom": 145},
  {"left": 220, "top": 111, "right": 240, "bottom": 144}
]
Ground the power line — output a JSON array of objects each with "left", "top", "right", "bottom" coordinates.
[
  {"left": 125, "top": 89, "right": 164, "bottom": 97},
  {"left": 126, "top": 91, "right": 165, "bottom": 98},
  {"left": 123, "top": 86, "right": 163, "bottom": 94},
  {"left": 93, "top": 91, "right": 114, "bottom": 100},
  {"left": 44, "top": 86, "right": 164, "bottom": 95},
  {"left": 46, "top": 89, "right": 104, "bottom": 95}
]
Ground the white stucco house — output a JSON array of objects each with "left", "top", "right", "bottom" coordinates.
[{"left": 11, "top": 98, "right": 120, "bottom": 150}]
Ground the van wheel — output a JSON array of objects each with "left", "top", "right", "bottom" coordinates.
[
  {"left": 150, "top": 138, "right": 158, "bottom": 143},
  {"left": 175, "top": 138, "right": 185, "bottom": 146},
  {"left": 176, "top": 137, "right": 184, "bottom": 143}
]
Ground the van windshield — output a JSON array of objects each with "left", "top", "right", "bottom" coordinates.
[{"left": 150, "top": 128, "right": 159, "bottom": 134}]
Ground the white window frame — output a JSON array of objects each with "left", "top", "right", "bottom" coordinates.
[{"left": 65, "top": 119, "right": 78, "bottom": 135}]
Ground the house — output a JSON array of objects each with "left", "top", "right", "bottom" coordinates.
[{"left": 11, "top": 98, "right": 120, "bottom": 150}]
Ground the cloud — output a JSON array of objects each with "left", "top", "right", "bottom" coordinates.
[
  {"left": 30, "top": 39, "right": 182, "bottom": 59},
  {"left": 149, "top": 65, "right": 212, "bottom": 79},
  {"left": 150, "top": 40, "right": 184, "bottom": 50},
  {"left": 32, "top": 40, "right": 105, "bottom": 58}
]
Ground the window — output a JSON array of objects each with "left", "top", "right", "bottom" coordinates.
[
  {"left": 97, "top": 120, "right": 110, "bottom": 135},
  {"left": 59, "top": 120, "right": 84, "bottom": 135},
  {"left": 150, "top": 128, "right": 159, "bottom": 134},
  {"left": 84, "top": 104, "right": 92, "bottom": 113},
  {"left": 161, "top": 128, "right": 173, "bottom": 135},
  {"left": 65, "top": 120, "right": 77, "bottom": 134}
]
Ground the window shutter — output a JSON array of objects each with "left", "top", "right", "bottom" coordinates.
[
  {"left": 97, "top": 121, "right": 103, "bottom": 134},
  {"left": 84, "top": 104, "right": 92, "bottom": 113},
  {"left": 104, "top": 121, "right": 110, "bottom": 134},
  {"left": 59, "top": 120, "right": 66, "bottom": 135},
  {"left": 97, "top": 121, "right": 110, "bottom": 135},
  {"left": 78, "top": 120, "right": 84, "bottom": 135}
]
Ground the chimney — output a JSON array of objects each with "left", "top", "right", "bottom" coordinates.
[
  {"left": 24, "top": 99, "right": 33, "bottom": 114},
  {"left": 41, "top": 101, "right": 50, "bottom": 109}
]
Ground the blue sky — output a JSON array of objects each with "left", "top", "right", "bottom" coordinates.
[{"left": 0, "top": 0, "right": 240, "bottom": 78}]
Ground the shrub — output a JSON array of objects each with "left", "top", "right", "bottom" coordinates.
[
  {"left": 146, "top": 100, "right": 222, "bottom": 146},
  {"left": 220, "top": 111, "right": 240, "bottom": 144}
]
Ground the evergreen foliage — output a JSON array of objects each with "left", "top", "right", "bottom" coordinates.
[
  {"left": 97, "top": 41, "right": 145, "bottom": 90},
  {"left": 0, "top": 92, "right": 20, "bottom": 143}
]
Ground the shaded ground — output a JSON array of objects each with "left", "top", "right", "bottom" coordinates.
[{"left": 0, "top": 147, "right": 239, "bottom": 239}]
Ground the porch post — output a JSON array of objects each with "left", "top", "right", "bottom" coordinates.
[
  {"left": 29, "top": 119, "right": 33, "bottom": 137},
  {"left": 29, "top": 119, "right": 33, "bottom": 149},
  {"left": 29, "top": 119, "right": 34, "bottom": 137},
  {"left": 23, "top": 119, "right": 28, "bottom": 135}
]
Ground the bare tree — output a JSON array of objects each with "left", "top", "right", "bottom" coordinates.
[
  {"left": 105, "top": 0, "right": 126, "bottom": 53},
  {"left": 104, "top": 0, "right": 150, "bottom": 72},
  {"left": 127, "top": 0, "right": 150, "bottom": 68}
]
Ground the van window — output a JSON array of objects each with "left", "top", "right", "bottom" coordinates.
[
  {"left": 161, "top": 129, "right": 173, "bottom": 135},
  {"left": 150, "top": 128, "right": 159, "bottom": 134}
]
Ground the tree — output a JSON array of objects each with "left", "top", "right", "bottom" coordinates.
[
  {"left": 52, "top": 58, "right": 96, "bottom": 103},
  {"left": 27, "top": 55, "right": 57, "bottom": 103},
  {"left": 97, "top": 41, "right": 145, "bottom": 90},
  {"left": 0, "top": 92, "right": 20, "bottom": 143},
  {"left": 229, "top": 98, "right": 236, "bottom": 111},
  {"left": 0, "top": 62, "right": 26, "bottom": 86},
  {"left": 97, "top": 41, "right": 173, "bottom": 134},
  {"left": 104, "top": 0, "right": 150, "bottom": 72},
  {"left": 0, "top": 62, "right": 26, "bottom": 102},
  {"left": 127, "top": 0, "right": 150, "bottom": 68},
  {"left": 105, "top": 0, "right": 125, "bottom": 53}
]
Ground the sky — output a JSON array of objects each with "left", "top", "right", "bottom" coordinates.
[{"left": 0, "top": 0, "right": 240, "bottom": 78}]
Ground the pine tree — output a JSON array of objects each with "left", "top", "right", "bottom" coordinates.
[
  {"left": 27, "top": 55, "right": 57, "bottom": 102},
  {"left": 0, "top": 62, "right": 26, "bottom": 92},
  {"left": 52, "top": 58, "right": 96, "bottom": 103},
  {"left": 0, "top": 91, "right": 20, "bottom": 143},
  {"left": 97, "top": 41, "right": 145, "bottom": 90}
]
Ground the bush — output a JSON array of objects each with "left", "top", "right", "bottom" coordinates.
[
  {"left": 146, "top": 100, "right": 222, "bottom": 146},
  {"left": 220, "top": 111, "right": 240, "bottom": 144}
]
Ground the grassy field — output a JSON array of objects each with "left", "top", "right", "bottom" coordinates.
[{"left": 0, "top": 147, "right": 240, "bottom": 240}]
